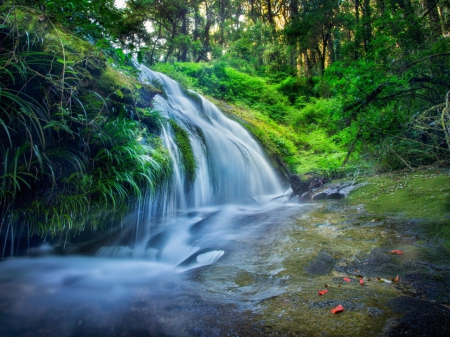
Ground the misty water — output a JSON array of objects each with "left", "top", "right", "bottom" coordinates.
[{"left": 0, "top": 66, "right": 304, "bottom": 336}]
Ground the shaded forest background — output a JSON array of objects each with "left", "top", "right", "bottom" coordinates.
[{"left": 0, "top": 0, "right": 449, "bottom": 240}]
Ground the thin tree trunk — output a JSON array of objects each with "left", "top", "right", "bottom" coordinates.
[{"left": 341, "top": 126, "right": 362, "bottom": 168}]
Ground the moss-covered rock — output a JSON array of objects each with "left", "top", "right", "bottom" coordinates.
[{"left": 169, "top": 119, "right": 197, "bottom": 184}]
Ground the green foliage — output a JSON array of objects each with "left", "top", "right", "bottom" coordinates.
[
  {"left": 154, "top": 61, "right": 293, "bottom": 122},
  {"left": 0, "top": 6, "right": 170, "bottom": 235}
]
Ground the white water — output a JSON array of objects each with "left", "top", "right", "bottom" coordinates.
[
  {"left": 95, "top": 66, "right": 284, "bottom": 269},
  {"left": 0, "top": 68, "right": 292, "bottom": 336},
  {"left": 0, "top": 65, "right": 287, "bottom": 288}
]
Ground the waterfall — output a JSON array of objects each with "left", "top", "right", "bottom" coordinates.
[{"left": 96, "top": 66, "right": 284, "bottom": 269}]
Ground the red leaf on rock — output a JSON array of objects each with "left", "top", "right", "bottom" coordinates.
[
  {"left": 390, "top": 250, "right": 403, "bottom": 255},
  {"left": 331, "top": 304, "right": 344, "bottom": 314},
  {"left": 318, "top": 289, "right": 328, "bottom": 296},
  {"left": 359, "top": 278, "right": 364, "bottom": 286},
  {"left": 343, "top": 277, "right": 351, "bottom": 282}
]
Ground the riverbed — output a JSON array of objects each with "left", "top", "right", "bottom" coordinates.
[{"left": 1, "top": 197, "right": 449, "bottom": 336}]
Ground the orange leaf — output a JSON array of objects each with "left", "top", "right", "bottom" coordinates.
[
  {"left": 331, "top": 304, "right": 344, "bottom": 314},
  {"left": 343, "top": 277, "right": 351, "bottom": 282},
  {"left": 318, "top": 289, "right": 328, "bottom": 296},
  {"left": 390, "top": 250, "right": 403, "bottom": 255},
  {"left": 394, "top": 275, "right": 399, "bottom": 283},
  {"left": 359, "top": 278, "right": 364, "bottom": 286}
]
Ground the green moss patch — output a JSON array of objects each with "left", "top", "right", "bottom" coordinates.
[
  {"left": 169, "top": 119, "right": 197, "bottom": 183},
  {"left": 347, "top": 169, "right": 450, "bottom": 220}
]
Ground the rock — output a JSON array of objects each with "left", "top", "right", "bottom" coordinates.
[
  {"left": 289, "top": 173, "right": 329, "bottom": 200},
  {"left": 312, "top": 181, "right": 364, "bottom": 200},
  {"left": 305, "top": 251, "right": 336, "bottom": 275}
]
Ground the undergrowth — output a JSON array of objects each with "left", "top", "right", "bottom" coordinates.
[
  {"left": 0, "top": 5, "right": 170, "bottom": 239},
  {"left": 153, "top": 62, "right": 360, "bottom": 176}
]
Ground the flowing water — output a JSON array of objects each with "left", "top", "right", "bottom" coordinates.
[
  {"left": 1, "top": 69, "right": 449, "bottom": 336},
  {"left": 0, "top": 67, "right": 298, "bottom": 336}
]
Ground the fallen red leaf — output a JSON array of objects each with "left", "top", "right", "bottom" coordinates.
[
  {"left": 360, "top": 278, "right": 364, "bottom": 286},
  {"left": 390, "top": 250, "right": 403, "bottom": 255},
  {"left": 394, "top": 275, "right": 399, "bottom": 283},
  {"left": 318, "top": 289, "right": 328, "bottom": 296},
  {"left": 331, "top": 304, "right": 344, "bottom": 314},
  {"left": 343, "top": 277, "right": 351, "bottom": 282}
]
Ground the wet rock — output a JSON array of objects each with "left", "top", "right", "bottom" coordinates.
[
  {"left": 312, "top": 181, "right": 364, "bottom": 200},
  {"left": 403, "top": 272, "right": 450, "bottom": 303},
  {"left": 305, "top": 251, "right": 336, "bottom": 275},
  {"left": 335, "top": 248, "right": 400, "bottom": 277},
  {"left": 367, "top": 307, "right": 383, "bottom": 317},
  {"left": 387, "top": 296, "right": 450, "bottom": 337},
  {"left": 309, "top": 299, "right": 363, "bottom": 311},
  {"left": 288, "top": 173, "right": 329, "bottom": 200}
]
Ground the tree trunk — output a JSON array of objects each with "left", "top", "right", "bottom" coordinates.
[
  {"left": 179, "top": 9, "right": 188, "bottom": 62},
  {"left": 424, "top": 0, "right": 443, "bottom": 38},
  {"left": 362, "top": 0, "right": 372, "bottom": 53}
]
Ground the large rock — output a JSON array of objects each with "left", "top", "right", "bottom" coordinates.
[
  {"left": 312, "top": 181, "right": 363, "bottom": 201},
  {"left": 288, "top": 173, "right": 329, "bottom": 200}
]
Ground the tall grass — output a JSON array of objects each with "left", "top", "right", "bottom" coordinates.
[{"left": 0, "top": 8, "right": 171, "bottom": 242}]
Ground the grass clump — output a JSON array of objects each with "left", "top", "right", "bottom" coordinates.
[{"left": 0, "top": 5, "right": 169, "bottom": 239}]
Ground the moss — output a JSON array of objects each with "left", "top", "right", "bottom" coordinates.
[
  {"left": 169, "top": 119, "right": 197, "bottom": 184},
  {"left": 346, "top": 169, "right": 450, "bottom": 249},
  {"left": 347, "top": 169, "right": 450, "bottom": 220}
]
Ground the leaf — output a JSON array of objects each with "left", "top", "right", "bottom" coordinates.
[
  {"left": 115, "top": 49, "right": 126, "bottom": 61},
  {"left": 343, "top": 277, "right": 351, "bottom": 282},
  {"left": 359, "top": 278, "right": 364, "bottom": 286},
  {"left": 135, "top": 83, "right": 142, "bottom": 90},
  {"left": 390, "top": 250, "right": 404, "bottom": 255},
  {"left": 318, "top": 289, "right": 328, "bottom": 295},
  {"left": 331, "top": 304, "right": 344, "bottom": 314},
  {"left": 376, "top": 277, "right": 392, "bottom": 284},
  {"left": 44, "top": 120, "right": 73, "bottom": 134},
  {"left": 116, "top": 89, "right": 124, "bottom": 99}
]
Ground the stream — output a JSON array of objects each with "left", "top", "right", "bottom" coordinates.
[{"left": 1, "top": 68, "right": 449, "bottom": 336}]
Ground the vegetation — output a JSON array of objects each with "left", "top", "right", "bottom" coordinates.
[
  {"left": 169, "top": 119, "right": 197, "bottom": 183},
  {"left": 1, "top": 0, "right": 450, "bottom": 243},
  {"left": 0, "top": 4, "right": 171, "bottom": 239},
  {"left": 347, "top": 169, "right": 450, "bottom": 248}
]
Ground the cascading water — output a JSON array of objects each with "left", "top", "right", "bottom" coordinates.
[
  {"left": 0, "top": 66, "right": 294, "bottom": 337},
  {"left": 97, "top": 66, "right": 284, "bottom": 269}
]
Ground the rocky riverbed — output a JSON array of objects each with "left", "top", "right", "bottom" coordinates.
[
  {"left": 190, "top": 169, "right": 450, "bottom": 336},
  {"left": 0, "top": 169, "right": 449, "bottom": 336}
]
